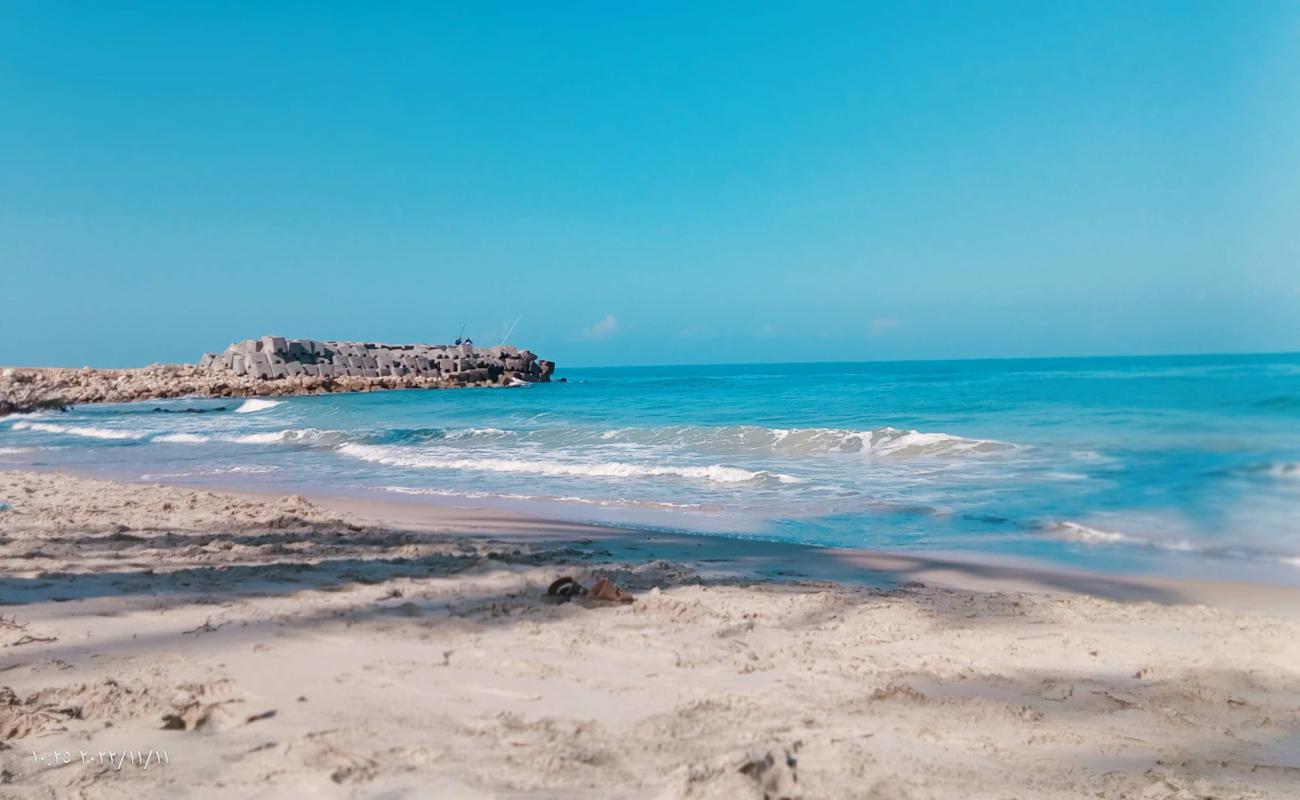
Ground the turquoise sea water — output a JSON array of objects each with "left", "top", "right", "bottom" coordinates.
[{"left": 3, "top": 354, "right": 1300, "bottom": 582}]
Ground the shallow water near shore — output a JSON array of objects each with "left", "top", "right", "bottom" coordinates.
[{"left": 4, "top": 353, "right": 1300, "bottom": 582}]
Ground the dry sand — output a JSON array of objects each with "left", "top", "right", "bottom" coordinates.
[{"left": 0, "top": 470, "right": 1298, "bottom": 799}]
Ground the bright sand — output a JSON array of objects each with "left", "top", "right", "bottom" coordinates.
[{"left": 1, "top": 470, "right": 1298, "bottom": 799}]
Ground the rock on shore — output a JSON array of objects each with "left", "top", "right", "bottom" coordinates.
[{"left": 0, "top": 336, "right": 556, "bottom": 416}]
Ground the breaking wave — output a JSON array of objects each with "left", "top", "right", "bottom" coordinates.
[
  {"left": 1265, "top": 462, "right": 1300, "bottom": 481},
  {"left": 338, "top": 443, "right": 800, "bottom": 485},
  {"left": 140, "top": 464, "right": 281, "bottom": 480},
  {"left": 10, "top": 421, "right": 146, "bottom": 440},
  {"left": 1045, "top": 521, "right": 1300, "bottom": 568},
  {"left": 234, "top": 398, "right": 283, "bottom": 413},
  {"left": 151, "top": 429, "right": 347, "bottom": 446},
  {"left": 367, "top": 427, "right": 513, "bottom": 445},
  {"left": 152, "top": 432, "right": 210, "bottom": 444},
  {"left": 578, "top": 425, "right": 1012, "bottom": 458}
]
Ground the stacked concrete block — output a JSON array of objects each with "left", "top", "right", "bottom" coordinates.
[{"left": 203, "top": 336, "right": 552, "bottom": 384}]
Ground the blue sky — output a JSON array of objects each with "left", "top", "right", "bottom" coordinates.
[{"left": 2, "top": 2, "right": 1298, "bottom": 367}]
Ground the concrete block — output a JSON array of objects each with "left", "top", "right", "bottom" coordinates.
[
  {"left": 262, "top": 336, "right": 288, "bottom": 355},
  {"left": 285, "top": 362, "right": 304, "bottom": 376},
  {"left": 362, "top": 369, "right": 378, "bottom": 378},
  {"left": 248, "top": 351, "right": 269, "bottom": 366}
]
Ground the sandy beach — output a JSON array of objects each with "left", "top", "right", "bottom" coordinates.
[{"left": 0, "top": 470, "right": 1295, "bottom": 799}]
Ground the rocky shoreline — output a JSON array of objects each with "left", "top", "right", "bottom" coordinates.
[{"left": 0, "top": 336, "right": 556, "bottom": 416}]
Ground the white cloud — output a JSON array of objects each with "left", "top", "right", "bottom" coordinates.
[
  {"left": 582, "top": 314, "right": 618, "bottom": 340},
  {"left": 869, "top": 317, "right": 903, "bottom": 336}
]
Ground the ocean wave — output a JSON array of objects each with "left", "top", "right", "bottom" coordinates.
[
  {"left": 139, "top": 464, "right": 280, "bottom": 480},
  {"left": 338, "top": 443, "right": 800, "bottom": 485},
  {"left": 364, "top": 427, "right": 514, "bottom": 446},
  {"left": 10, "top": 421, "right": 146, "bottom": 440},
  {"left": 381, "top": 485, "right": 707, "bottom": 510},
  {"left": 152, "top": 432, "right": 210, "bottom": 444},
  {"left": 585, "top": 424, "right": 1013, "bottom": 458},
  {"left": 1047, "top": 521, "right": 1186, "bottom": 548},
  {"left": 234, "top": 398, "right": 283, "bottom": 413},
  {"left": 859, "top": 427, "right": 1012, "bottom": 457},
  {"left": 1252, "top": 394, "right": 1300, "bottom": 411},
  {"left": 447, "top": 427, "right": 512, "bottom": 440},
  {"left": 227, "top": 428, "right": 345, "bottom": 445},
  {"left": 1265, "top": 462, "right": 1300, "bottom": 481},
  {"left": 151, "top": 428, "right": 347, "bottom": 446},
  {"left": 1042, "top": 471, "right": 1089, "bottom": 481},
  {"left": 0, "top": 446, "right": 39, "bottom": 455},
  {"left": 1045, "top": 521, "right": 1300, "bottom": 568}
]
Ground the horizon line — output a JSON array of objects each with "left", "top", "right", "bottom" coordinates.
[{"left": 558, "top": 349, "right": 1300, "bottom": 371}]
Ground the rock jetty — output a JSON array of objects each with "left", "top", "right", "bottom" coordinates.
[
  {"left": 200, "top": 336, "right": 553, "bottom": 383},
  {"left": 0, "top": 337, "right": 555, "bottom": 416}
]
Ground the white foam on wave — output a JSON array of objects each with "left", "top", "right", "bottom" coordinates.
[
  {"left": 443, "top": 427, "right": 511, "bottom": 440},
  {"left": 139, "top": 464, "right": 280, "bottom": 480},
  {"left": 862, "top": 427, "right": 1011, "bottom": 457},
  {"left": 1045, "top": 520, "right": 1196, "bottom": 551},
  {"left": 1046, "top": 521, "right": 1300, "bottom": 568},
  {"left": 0, "top": 446, "right": 38, "bottom": 455},
  {"left": 151, "top": 428, "right": 345, "bottom": 445},
  {"left": 234, "top": 398, "right": 283, "bottom": 413},
  {"left": 339, "top": 443, "right": 800, "bottom": 485},
  {"left": 1266, "top": 462, "right": 1300, "bottom": 481},
  {"left": 228, "top": 428, "right": 340, "bottom": 445},
  {"left": 589, "top": 424, "right": 1013, "bottom": 458},
  {"left": 1042, "top": 471, "right": 1089, "bottom": 482},
  {"left": 10, "top": 421, "right": 146, "bottom": 440},
  {"left": 152, "top": 433, "right": 210, "bottom": 444}
]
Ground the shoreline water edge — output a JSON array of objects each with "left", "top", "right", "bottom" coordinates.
[{"left": 3, "top": 354, "right": 1299, "bottom": 584}]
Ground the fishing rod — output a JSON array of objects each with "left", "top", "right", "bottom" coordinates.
[{"left": 499, "top": 317, "right": 521, "bottom": 347}]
